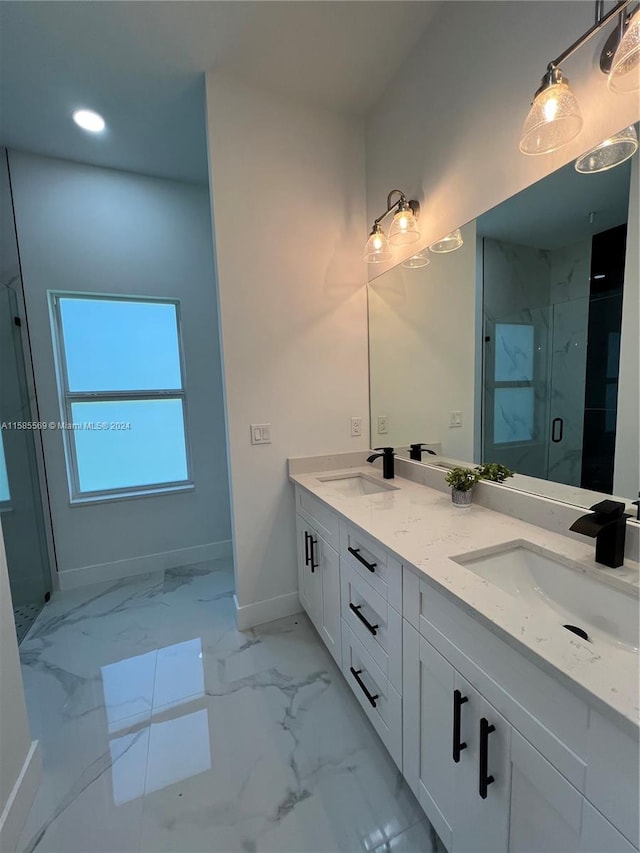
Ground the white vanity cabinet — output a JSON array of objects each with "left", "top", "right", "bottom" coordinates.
[
  {"left": 294, "top": 489, "right": 341, "bottom": 667},
  {"left": 403, "top": 569, "right": 639, "bottom": 853}
]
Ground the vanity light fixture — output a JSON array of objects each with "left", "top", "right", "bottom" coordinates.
[
  {"left": 364, "top": 189, "right": 420, "bottom": 263},
  {"left": 72, "top": 109, "right": 106, "bottom": 133},
  {"left": 429, "top": 229, "right": 464, "bottom": 254},
  {"left": 575, "top": 124, "right": 638, "bottom": 172},
  {"left": 520, "top": 0, "right": 635, "bottom": 156},
  {"left": 603, "top": 5, "right": 640, "bottom": 92},
  {"left": 401, "top": 248, "right": 431, "bottom": 269}
]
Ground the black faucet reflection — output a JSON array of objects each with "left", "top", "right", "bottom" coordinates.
[
  {"left": 569, "top": 499, "right": 629, "bottom": 568},
  {"left": 409, "top": 443, "right": 437, "bottom": 462},
  {"left": 367, "top": 447, "right": 395, "bottom": 479}
]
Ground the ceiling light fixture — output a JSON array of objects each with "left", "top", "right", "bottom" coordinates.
[
  {"left": 72, "top": 109, "right": 106, "bottom": 133},
  {"left": 364, "top": 189, "right": 420, "bottom": 264},
  {"left": 602, "top": 5, "right": 640, "bottom": 92},
  {"left": 401, "top": 248, "right": 431, "bottom": 269},
  {"left": 429, "top": 229, "right": 464, "bottom": 254},
  {"left": 520, "top": 0, "right": 635, "bottom": 156},
  {"left": 575, "top": 124, "right": 638, "bottom": 172}
]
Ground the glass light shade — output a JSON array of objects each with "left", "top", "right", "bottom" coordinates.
[
  {"left": 364, "top": 226, "right": 392, "bottom": 263},
  {"left": 429, "top": 229, "right": 463, "bottom": 253},
  {"left": 575, "top": 125, "right": 638, "bottom": 173},
  {"left": 608, "top": 9, "right": 640, "bottom": 93},
  {"left": 388, "top": 208, "right": 420, "bottom": 246},
  {"left": 519, "top": 80, "right": 583, "bottom": 155},
  {"left": 401, "top": 248, "right": 431, "bottom": 269}
]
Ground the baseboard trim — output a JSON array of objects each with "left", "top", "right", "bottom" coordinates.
[
  {"left": 234, "top": 590, "right": 302, "bottom": 631},
  {"left": 58, "top": 540, "right": 233, "bottom": 590},
  {"left": 0, "top": 740, "right": 41, "bottom": 853}
]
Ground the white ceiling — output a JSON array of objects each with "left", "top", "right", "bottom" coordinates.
[{"left": 0, "top": 1, "right": 440, "bottom": 183}]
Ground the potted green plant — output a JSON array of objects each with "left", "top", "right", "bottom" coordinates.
[
  {"left": 475, "top": 462, "right": 514, "bottom": 483},
  {"left": 445, "top": 466, "right": 479, "bottom": 507}
]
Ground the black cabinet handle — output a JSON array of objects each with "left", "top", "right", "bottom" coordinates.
[
  {"left": 304, "top": 531, "right": 311, "bottom": 567},
  {"left": 349, "top": 603, "right": 379, "bottom": 636},
  {"left": 310, "top": 536, "right": 319, "bottom": 573},
  {"left": 452, "top": 689, "right": 468, "bottom": 763},
  {"left": 348, "top": 546, "right": 377, "bottom": 573},
  {"left": 350, "top": 666, "right": 379, "bottom": 708},
  {"left": 479, "top": 717, "right": 496, "bottom": 799},
  {"left": 551, "top": 417, "right": 564, "bottom": 443}
]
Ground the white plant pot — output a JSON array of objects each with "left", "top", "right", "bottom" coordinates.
[{"left": 451, "top": 488, "right": 472, "bottom": 507}]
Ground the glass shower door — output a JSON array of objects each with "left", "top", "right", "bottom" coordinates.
[{"left": 0, "top": 282, "right": 52, "bottom": 642}]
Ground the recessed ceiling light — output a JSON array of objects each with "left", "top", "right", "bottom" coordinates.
[{"left": 72, "top": 109, "right": 105, "bottom": 133}]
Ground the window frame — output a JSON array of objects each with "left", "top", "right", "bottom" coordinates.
[{"left": 49, "top": 291, "right": 194, "bottom": 505}]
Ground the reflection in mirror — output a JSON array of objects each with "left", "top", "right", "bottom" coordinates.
[{"left": 368, "top": 127, "right": 639, "bottom": 512}]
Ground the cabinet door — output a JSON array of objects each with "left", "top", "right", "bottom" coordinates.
[
  {"left": 453, "top": 675, "right": 510, "bottom": 853},
  {"left": 316, "top": 536, "right": 341, "bottom": 667},
  {"left": 509, "top": 730, "right": 582, "bottom": 853},
  {"left": 581, "top": 801, "right": 637, "bottom": 853},
  {"left": 295, "top": 512, "right": 318, "bottom": 623},
  {"left": 403, "top": 623, "right": 454, "bottom": 851}
]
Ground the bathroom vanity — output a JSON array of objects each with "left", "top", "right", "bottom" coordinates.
[{"left": 289, "top": 456, "right": 639, "bottom": 853}]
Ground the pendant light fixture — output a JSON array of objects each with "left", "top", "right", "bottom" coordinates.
[
  {"left": 520, "top": 0, "right": 635, "bottom": 157},
  {"left": 401, "top": 248, "right": 431, "bottom": 269},
  {"left": 364, "top": 190, "right": 420, "bottom": 264},
  {"left": 607, "top": 6, "right": 640, "bottom": 92},
  {"left": 429, "top": 229, "right": 464, "bottom": 254},
  {"left": 364, "top": 223, "right": 392, "bottom": 264},
  {"left": 520, "top": 67, "right": 583, "bottom": 155},
  {"left": 575, "top": 125, "right": 638, "bottom": 172}
]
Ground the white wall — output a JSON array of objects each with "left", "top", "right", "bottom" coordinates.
[
  {"left": 366, "top": 1, "right": 640, "bottom": 275},
  {"left": 614, "top": 153, "right": 639, "bottom": 499},
  {"left": 369, "top": 220, "right": 476, "bottom": 459},
  {"left": 205, "top": 73, "right": 369, "bottom": 628},
  {"left": 0, "top": 520, "right": 40, "bottom": 851},
  {"left": 9, "top": 152, "right": 231, "bottom": 587}
]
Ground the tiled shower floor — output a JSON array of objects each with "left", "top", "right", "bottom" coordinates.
[{"left": 17, "top": 557, "right": 443, "bottom": 852}]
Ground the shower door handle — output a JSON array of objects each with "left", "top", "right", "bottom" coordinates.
[{"left": 551, "top": 417, "right": 563, "bottom": 443}]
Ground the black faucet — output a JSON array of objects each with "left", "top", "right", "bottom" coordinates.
[
  {"left": 409, "top": 443, "right": 437, "bottom": 461},
  {"left": 569, "top": 499, "right": 629, "bottom": 568},
  {"left": 367, "top": 447, "right": 395, "bottom": 479}
]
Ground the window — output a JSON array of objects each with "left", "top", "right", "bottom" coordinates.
[
  {"left": 0, "top": 430, "right": 9, "bottom": 504},
  {"left": 51, "top": 294, "right": 191, "bottom": 501}
]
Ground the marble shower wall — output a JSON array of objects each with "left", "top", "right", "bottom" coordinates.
[{"left": 482, "top": 237, "right": 592, "bottom": 485}]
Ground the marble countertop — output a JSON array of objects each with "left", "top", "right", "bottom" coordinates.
[{"left": 290, "top": 464, "right": 640, "bottom": 735}]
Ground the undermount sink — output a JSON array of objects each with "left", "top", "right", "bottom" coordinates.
[
  {"left": 453, "top": 541, "right": 639, "bottom": 652},
  {"left": 316, "top": 473, "right": 399, "bottom": 497}
]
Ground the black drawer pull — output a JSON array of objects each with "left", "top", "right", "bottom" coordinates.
[
  {"left": 349, "top": 603, "right": 379, "bottom": 636},
  {"left": 479, "top": 717, "right": 496, "bottom": 799},
  {"left": 348, "top": 546, "right": 377, "bottom": 573},
  {"left": 349, "top": 666, "right": 379, "bottom": 708},
  {"left": 452, "top": 689, "right": 468, "bottom": 763},
  {"left": 304, "top": 530, "right": 311, "bottom": 566},
  {"left": 310, "top": 536, "right": 319, "bottom": 573}
]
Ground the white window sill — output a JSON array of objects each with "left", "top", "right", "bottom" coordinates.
[{"left": 68, "top": 482, "right": 195, "bottom": 507}]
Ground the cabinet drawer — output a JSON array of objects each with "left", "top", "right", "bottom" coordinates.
[
  {"left": 341, "top": 520, "right": 402, "bottom": 612},
  {"left": 295, "top": 486, "right": 339, "bottom": 550},
  {"left": 418, "top": 578, "right": 589, "bottom": 792},
  {"left": 341, "top": 621, "right": 402, "bottom": 769},
  {"left": 341, "top": 560, "right": 402, "bottom": 693}
]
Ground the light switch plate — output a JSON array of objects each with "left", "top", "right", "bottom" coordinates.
[
  {"left": 449, "top": 411, "right": 463, "bottom": 428},
  {"left": 250, "top": 423, "right": 272, "bottom": 445}
]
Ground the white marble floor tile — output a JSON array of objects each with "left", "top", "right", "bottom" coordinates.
[{"left": 19, "top": 557, "right": 437, "bottom": 853}]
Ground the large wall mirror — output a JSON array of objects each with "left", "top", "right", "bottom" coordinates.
[{"left": 368, "top": 125, "right": 639, "bottom": 515}]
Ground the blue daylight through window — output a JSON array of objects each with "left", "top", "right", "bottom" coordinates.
[{"left": 54, "top": 295, "right": 189, "bottom": 497}]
